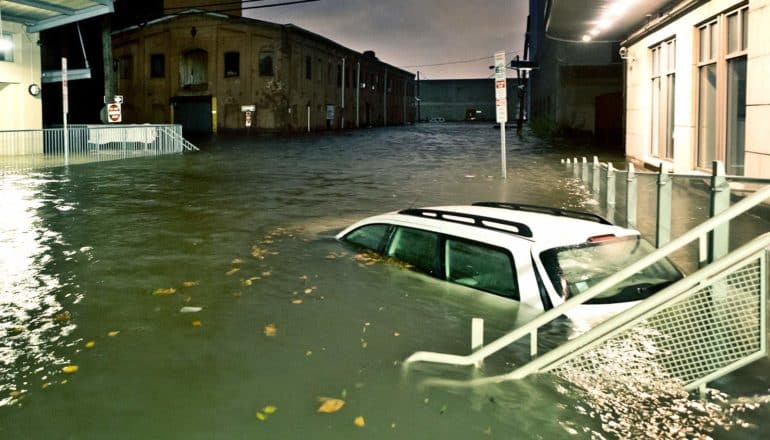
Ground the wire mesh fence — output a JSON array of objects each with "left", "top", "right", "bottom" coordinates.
[{"left": 550, "top": 250, "right": 766, "bottom": 391}]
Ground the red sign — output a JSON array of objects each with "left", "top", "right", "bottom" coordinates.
[{"left": 107, "top": 103, "right": 122, "bottom": 123}]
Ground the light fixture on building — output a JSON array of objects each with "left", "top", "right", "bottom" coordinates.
[
  {"left": 0, "top": 3, "right": 13, "bottom": 52},
  {"left": 28, "top": 83, "right": 41, "bottom": 97},
  {"left": 582, "top": 35, "right": 592, "bottom": 42}
]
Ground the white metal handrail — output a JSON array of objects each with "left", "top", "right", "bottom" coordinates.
[{"left": 404, "top": 184, "right": 770, "bottom": 367}]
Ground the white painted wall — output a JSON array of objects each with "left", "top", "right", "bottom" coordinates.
[
  {"left": 625, "top": 0, "right": 770, "bottom": 178},
  {"left": 0, "top": 21, "right": 42, "bottom": 135}
]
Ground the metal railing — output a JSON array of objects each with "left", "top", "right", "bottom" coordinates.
[
  {"left": 565, "top": 157, "right": 770, "bottom": 267},
  {"left": 403, "top": 178, "right": 770, "bottom": 392},
  {"left": 0, "top": 124, "right": 198, "bottom": 172}
]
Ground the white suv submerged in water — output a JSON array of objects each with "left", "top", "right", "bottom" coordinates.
[{"left": 337, "top": 203, "right": 683, "bottom": 319}]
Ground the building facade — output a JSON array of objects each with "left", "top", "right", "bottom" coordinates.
[
  {"left": 623, "top": 0, "right": 768, "bottom": 177},
  {"left": 0, "top": 20, "right": 42, "bottom": 132},
  {"left": 111, "top": 11, "right": 415, "bottom": 134},
  {"left": 526, "top": 0, "right": 624, "bottom": 142},
  {"left": 418, "top": 79, "right": 518, "bottom": 122}
]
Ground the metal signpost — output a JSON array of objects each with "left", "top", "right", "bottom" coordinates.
[
  {"left": 494, "top": 51, "right": 507, "bottom": 179},
  {"left": 62, "top": 58, "right": 69, "bottom": 165}
]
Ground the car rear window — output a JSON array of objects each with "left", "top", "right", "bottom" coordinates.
[
  {"left": 540, "top": 235, "right": 682, "bottom": 304},
  {"left": 445, "top": 238, "right": 518, "bottom": 299},
  {"left": 343, "top": 224, "right": 390, "bottom": 251},
  {"left": 386, "top": 227, "right": 439, "bottom": 275}
]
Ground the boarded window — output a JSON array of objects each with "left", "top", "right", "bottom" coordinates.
[
  {"left": 224, "top": 51, "right": 240, "bottom": 78},
  {"left": 150, "top": 53, "right": 165, "bottom": 78},
  {"left": 180, "top": 48, "right": 208, "bottom": 88},
  {"left": 259, "top": 50, "right": 274, "bottom": 76}
]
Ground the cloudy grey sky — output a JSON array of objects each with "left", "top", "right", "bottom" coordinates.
[{"left": 244, "top": 0, "right": 528, "bottom": 79}]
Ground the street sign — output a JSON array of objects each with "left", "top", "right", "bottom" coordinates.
[
  {"left": 107, "top": 102, "right": 122, "bottom": 123},
  {"left": 493, "top": 51, "right": 507, "bottom": 124}
]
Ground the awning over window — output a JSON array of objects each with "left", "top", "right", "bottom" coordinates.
[{"left": 0, "top": 0, "right": 114, "bottom": 33}]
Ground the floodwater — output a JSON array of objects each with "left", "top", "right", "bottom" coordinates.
[{"left": 1, "top": 123, "right": 769, "bottom": 439}]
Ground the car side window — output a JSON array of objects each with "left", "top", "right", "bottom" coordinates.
[
  {"left": 386, "top": 227, "right": 439, "bottom": 275},
  {"left": 343, "top": 224, "right": 390, "bottom": 251},
  {"left": 445, "top": 238, "right": 518, "bottom": 300}
]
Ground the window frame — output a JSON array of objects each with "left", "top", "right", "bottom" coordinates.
[
  {"left": 695, "top": 5, "right": 749, "bottom": 174},
  {"left": 150, "top": 53, "right": 165, "bottom": 79},
  {"left": 649, "top": 38, "right": 676, "bottom": 160},
  {"left": 0, "top": 32, "right": 13, "bottom": 62},
  {"left": 258, "top": 50, "right": 273, "bottom": 77},
  {"left": 224, "top": 51, "right": 240, "bottom": 78}
]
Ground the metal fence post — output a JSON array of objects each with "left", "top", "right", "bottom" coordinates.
[
  {"left": 606, "top": 162, "right": 616, "bottom": 207},
  {"left": 592, "top": 156, "right": 600, "bottom": 195},
  {"left": 626, "top": 163, "right": 637, "bottom": 229},
  {"left": 708, "top": 160, "right": 730, "bottom": 263},
  {"left": 656, "top": 163, "right": 672, "bottom": 247}
]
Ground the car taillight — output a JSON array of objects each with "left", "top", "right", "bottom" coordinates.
[{"left": 587, "top": 234, "right": 616, "bottom": 243}]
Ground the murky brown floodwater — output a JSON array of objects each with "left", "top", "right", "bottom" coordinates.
[{"left": 1, "top": 123, "right": 768, "bottom": 439}]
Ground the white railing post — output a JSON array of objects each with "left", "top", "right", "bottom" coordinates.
[
  {"left": 626, "top": 163, "right": 637, "bottom": 229},
  {"left": 656, "top": 163, "right": 672, "bottom": 247},
  {"left": 708, "top": 161, "right": 730, "bottom": 263}
]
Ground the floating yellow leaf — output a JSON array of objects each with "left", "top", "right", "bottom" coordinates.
[
  {"left": 182, "top": 280, "right": 199, "bottom": 287},
  {"left": 303, "top": 288, "right": 314, "bottom": 294},
  {"left": 354, "top": 416, "right": 365, "bottom": 427},
  {"left": 317, "top": 398, "right": 345, "bottom": 413},
  {"left": 242, "top": 279, "right": 252, "bottom": 286},
  {"left": 191, "top": 320, "right": 202, "bottom": 327},
  {"left": 226, "top": 268, "right": 240, "bottom": 276},
  {"left": 256, "top": 412, "right": 266, "bottom": 421},
  {"left": 263, "top": 406, "right": 278, "bottom": 414},
  {"left": 41, "top": 382, "right": 51, "bottom": 389},
  {"left": 393, "top": 332, "right": 401, "bottom": 337},
  {"left": 291, "top": 299, "right": 303, "bottom": 305},
  {"left": 85, "top": 340, "right": 95, "bottom": 348},
  {"left": 264, "top": 324, "right": 277, "bottom": 337},
  {"left": 261, "top": 271, "right": 272, "bottom": 277},
  {"left": 107, "top": 330, "right": 120, "bottom": 337},
  {"left": 153, "top": 287, "right": 176, "bottom": 296},
  {"left": 232, "top": 258, "right": 243, "bottom": 265},
  {"left": 62, "top": 365, "right": 79, "bottom": 374}
]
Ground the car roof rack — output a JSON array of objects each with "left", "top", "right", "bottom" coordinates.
[
  {"left": 472, "top": 202, "right": 613, "bottom": 225},
  {"left": 398, "top": 208, "right": 534, "bottom": 238}
]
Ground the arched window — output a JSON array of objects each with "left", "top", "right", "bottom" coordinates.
[
  {"left": 180, "top": 48, "right": 208, "bottom": 88},
  {"left": 259, "top": 50, "right": 274, "bottom": 77}
]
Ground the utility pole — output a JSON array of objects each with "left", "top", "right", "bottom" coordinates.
[
  {"left": 416, "top": 71, "right": 421, "bottom": 123},
  {"left": 101, "top": 15, "right": 115, "bottom": 123}
]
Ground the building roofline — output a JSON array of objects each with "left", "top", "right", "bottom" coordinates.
[{"left": 111, "top": 9, "right": 415, "bottom": 78}]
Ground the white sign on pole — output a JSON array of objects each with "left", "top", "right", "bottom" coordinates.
[
  {"left": 493, "top": 51, "right": 507, "bottom": 179},
  {"left": 493, "top": 51, "right": 507, "bottom": 124}
]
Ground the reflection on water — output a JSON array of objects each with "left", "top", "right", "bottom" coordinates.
[
  {"left": 0, "top": 124, "right": 768, "bottom": 438},
  {"left": 0, "top": 173, "right": 79, "bottom": 406}
]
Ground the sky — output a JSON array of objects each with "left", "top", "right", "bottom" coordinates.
[{"left": 244, "top": 0, "right": 529, "bottom": 79}]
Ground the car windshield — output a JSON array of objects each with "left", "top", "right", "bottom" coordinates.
[{"left": 540, "top": 235, "right": 682, "bottom": 304}]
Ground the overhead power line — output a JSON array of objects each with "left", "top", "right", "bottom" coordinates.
[
  {"left": 401, "top": 51, "right": 518, "bottom": 69},
  {"left": 164, "top": 0, "right": 321, "bottom": 14}
]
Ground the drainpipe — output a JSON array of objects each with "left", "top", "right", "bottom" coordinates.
[
  {"left": 307, "top": 104, "right": 311, "bottom": 132},
  {"left": 341, "top": 57, "right": 345, "bottom": 129},
  {"left": 356, "top": 61, "right": 361, "bottom": 128}
]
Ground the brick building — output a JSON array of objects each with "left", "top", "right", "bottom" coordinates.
[{"left": 111, "top": 10, "right": 415, "bottom": 134}]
